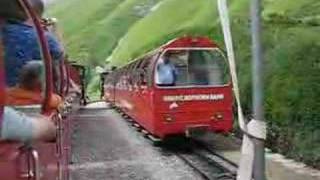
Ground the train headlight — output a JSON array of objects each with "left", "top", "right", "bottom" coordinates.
[{"left": 211, "top": 112, "right": 224, "bottom": 121}]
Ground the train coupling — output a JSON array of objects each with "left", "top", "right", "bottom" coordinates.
[{"left": 185, "top": 125, "right": 209, "bottom": 138}]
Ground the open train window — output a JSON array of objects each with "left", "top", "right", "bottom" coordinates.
[
  {"left": 127, "top": 61, "right": 137, "bottom": 86},
  {"left": 155, "top": 49, "right": 229, "bottom": 88},
  {"left": 118, "top": 68, "right": 126, "bottom": 90},
  {"left": 137, "top": 57, "right": 151, "bottom": 86},
  {"left": 129, "top": 61, "right": 139, "bottom": 87}
]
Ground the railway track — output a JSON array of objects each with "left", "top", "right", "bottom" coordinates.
[
  {"left": 173, "top": 140, "right": 237, "bottom": 180},
  {"left": 115, "top": 107, "right": 238, "bottom": 180}
]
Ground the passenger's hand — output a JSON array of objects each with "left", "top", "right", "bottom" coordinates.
[
  {"left": 31, "top": 115, "right": 56, "bottom": 142},
  {"left": 57, "top": 102, "right": 66, "bottom": 112}
]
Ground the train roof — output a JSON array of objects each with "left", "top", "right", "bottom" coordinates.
[
  {"left": 161, "top": 36, "right": 217, "bottom": 49},
  {"left": 114, "top": 36, "right": 218, "bottom": 70}
]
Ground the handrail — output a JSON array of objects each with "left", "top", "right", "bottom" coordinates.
[
  {"left": 0, "top": 19, "right": 5, "bottom": 128},
  {"left": 30, "top": 149, "right": 41, "bottom": 180},
  {"left": 59, "top": 60, "right": 66, "bottom": 97},
  {"left": 18, "top": 0, "right": 54, "bottom": 114},
  {"left": 78, "top": 66, "right": 87, "bottom": 105},
  {"left": 19, "top": 145, "right": 41, "bottom": 179},
  {"left": 66, "top": 63, "right": 71, "bottom": 96},
  {"left": 54, "top": 113, "right": 63, "bottom": 156}
]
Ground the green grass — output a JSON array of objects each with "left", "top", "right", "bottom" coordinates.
[
  {"left": 48, "top": 0, "right": 161, "bottom": 100},
  {"left": 48, "top": 0, "right": 160, "bottom": 66},
  {"left": 48, "top": 0, "right": 124, "bottom": 65}
]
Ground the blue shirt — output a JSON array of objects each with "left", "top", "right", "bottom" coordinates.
[
  {"left": 156, "top": 61, "right": 177, "bottom": 85},
  {"left": 2, "top": 21, "right": 63, "bottom": 87}
]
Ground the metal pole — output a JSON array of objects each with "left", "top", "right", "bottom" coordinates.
[{"left": 251, "top": 0, "right": 266, "bottom": 179}]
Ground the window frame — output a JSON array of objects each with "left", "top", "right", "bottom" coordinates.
[{"left": 154, "top": 47, "right": 231, "bottom": 89}]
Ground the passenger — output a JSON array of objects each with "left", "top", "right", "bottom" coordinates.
[
  {"left": 1, "top": 107, "right": 56, "bottom": 142},
  {"left": 2, "top": 0, "right": 63, "bottom": 87},
  {"left": 155, "top": 53, "right": 178, "bottom": 86},
  {"left": 6, "top": 61, "right": 64, "bottom": 110},
  {"left": 189, "top": 51, "right": 209, "bottom": 85}
]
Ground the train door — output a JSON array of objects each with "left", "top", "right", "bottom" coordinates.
[{"left": 134, "top": 54, "right": 157, "bottom": 130}]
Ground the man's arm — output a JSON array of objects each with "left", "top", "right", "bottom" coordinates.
[
  {"left": 30, "top": 114, "right": 56, "bottom": 141},
  {"left": 46, "top": 32, "right": 64, "bottom": 62},
  {"left": 1, "top": 107, "right": 56, "bottom": 142},
  {"left": 46, "top": 32, "right": 65, "bottom": 93}
]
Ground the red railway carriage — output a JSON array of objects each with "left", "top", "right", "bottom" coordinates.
[
  {"left": 0, "top": 0, "right": 81, "bottom": 179},
  {"left": 104, "top": 36, "right": 233, "bottom": 139}
]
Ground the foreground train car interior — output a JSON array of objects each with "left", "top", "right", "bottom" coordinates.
[
  {"left": 0, "top": 0, "right": 85, "bottom": 179},
  {"left": 104, "top": 37, "right": 233, "bottom": 139}
]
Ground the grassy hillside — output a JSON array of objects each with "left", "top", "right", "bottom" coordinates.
[
  {"left": 50, "top": 0, "right": 320, "bottom": 167},
  {"left": 109, "top": 0, "right": 220, "bottom": 66},
  {"left": 48, "top": 0, "right": 160, "bottom": 66},
  {"left": 48, "top": 0, "right": 161, "bottom": 98}
]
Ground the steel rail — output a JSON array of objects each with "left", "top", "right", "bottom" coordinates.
[
  {"left": 175, "top": 152, "right": 213, "bottom": 180},
  {"left": 171, "top": 140, "right": 237, "bottom": 180},
  {"left": 193, "top": 140, "right": 238, "bottom": 173}
]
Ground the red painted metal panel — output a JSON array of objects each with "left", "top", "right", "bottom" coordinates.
[
  {"left": 0, "top": 143, "right": 26, "bottom": 180},
  {"left": 152, "top": 86, "right": 233, "bottom": 138}
]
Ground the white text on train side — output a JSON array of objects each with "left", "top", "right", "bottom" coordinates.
[{"left": 163, "top": 94, "right": 225, "bottom": 102}]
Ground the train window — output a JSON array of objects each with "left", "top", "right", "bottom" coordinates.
[
  {"left": 127, "top": 62, "right": 136, "bottom": 85},
  {"left": 130, "top": 60, "right": 140, "bottom": 87},
  {"left": 137, "top": 57, "right": 151, "bottom": 86},
  {"left": 130, "top": 61, "right": 140, "bottom": 86},
  {"left": 117, "top": 68, "right": 124, "bottom": 89},
  {"left": 155, "top": 49, "right": 229, "bottom": 87}
]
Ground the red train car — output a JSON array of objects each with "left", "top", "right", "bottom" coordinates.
[
  {"left": 104, "top": 36, "right": 233, "bottom": 139},
  {"left": 0, "top": 0, "right": 81, "bottom": 179}
]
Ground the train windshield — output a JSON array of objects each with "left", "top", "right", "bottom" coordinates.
[{"left": 155, "top": 49, "right": 229, "bottom": 87}]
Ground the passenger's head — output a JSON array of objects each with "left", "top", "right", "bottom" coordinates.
[
  {"left": 163, "top": 52, "right": 173, "bottom": 64},
  {"left": 0, "top": 0, "right": 44, "bottom": 21},
  {"left": 29, "top": 0, "right": 45, "bottom": 17},
  {"left": 18, "top": 61, "right": 43, "bottom": 91}
]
